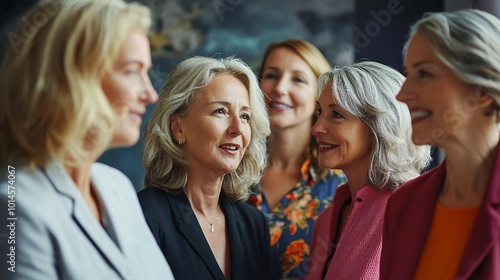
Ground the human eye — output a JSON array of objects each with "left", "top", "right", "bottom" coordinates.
[
  {"left": 417, "top": 69, "right": 433, "bottom": 78},
  {"left": 332, "top": 111, "right": 344, "bottom": 119},
  {"left": 262, "top": 72, "right": 278, "bottom": 80},
  {"left": 294, "top": 76, "right": 307, "bottom": 84},
  {"left": 315, "top": 105, "right": 322, "bottom": 117},
  {"left": 241, "top": 113, "right": 251, "bottom": 123},
  {"left": 123, "top": 65, "right": 141, "bottom": 76},
  {"left": 213, "top": 108, "right": 228, "bottom": 116}
]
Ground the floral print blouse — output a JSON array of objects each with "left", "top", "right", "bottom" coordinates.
[{"left": 248, "top": 158, "right": 347, "bottom": 280}]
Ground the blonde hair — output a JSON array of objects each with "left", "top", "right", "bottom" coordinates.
[
  {"left": 317, "top": 61, "right": 431, "bottom": 189},
  {"left": 259, "top": 38, "right": 334, "bottom": 178},
  {"left": 144, "top": 56, "right": 270, "bottom": 202},
  {"left": 0, "top": 0, "right": 152, "bottom": 167}
]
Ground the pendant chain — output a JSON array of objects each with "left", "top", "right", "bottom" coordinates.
[{"left": 196, "top": 209, "right": 220, "bottom": 233}]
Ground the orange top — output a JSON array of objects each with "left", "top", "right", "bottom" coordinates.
[{"left": 414, "top": 203, "right": 480, "bottom": 280}]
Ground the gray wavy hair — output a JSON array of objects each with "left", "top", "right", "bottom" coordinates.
[
  {"left": 403, "top": 9, "right": 500, "bottom": 117},
  {"left": 317, "top": 61, "right": 431, "bottom": 189}
]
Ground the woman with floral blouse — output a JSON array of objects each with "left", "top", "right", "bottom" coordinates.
[{"left": 248, "top": 39, "right": 347, "bottom": 280}]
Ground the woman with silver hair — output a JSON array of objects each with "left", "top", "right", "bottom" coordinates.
[
  {"left": 138, "top": 56, "right": 271, "bottom": 280},
  {"left": 381, "top": 9, "right": 500, "bottom": 279},
  {"left": 307, "top": 61, "right": 430, "bottom": 279}
]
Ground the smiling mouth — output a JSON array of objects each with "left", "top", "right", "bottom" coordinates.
[
  {"left": 269, "top": 103, "right": 292, "bottom": 110},
  {"left": 318, "top": 144, "right": 338, "bottom": 152},
  {"left": 410, "top": 111, "right": 431, "bottom": 120},
  {"left": 219, "top": 145, "right": 239, "bottom": 150}
]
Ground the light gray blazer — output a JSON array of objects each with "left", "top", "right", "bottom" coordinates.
[{"left": 0, "top": 161, "right": 174, "bottom": 280}]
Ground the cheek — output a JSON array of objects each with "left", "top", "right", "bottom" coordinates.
[
  {"left": 103, "top": 79, "right": 132, "bottom": 113},
  {"left": 242, "top": 126, "right": 252, "bottom": 147},
  {"left": 294, "top": 90, "right": 316, "bottom": 110},
  {"left": 260, "top": 81, "right": 273, "bottom": 95}
]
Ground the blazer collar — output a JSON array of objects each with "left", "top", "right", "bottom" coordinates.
[
  {"left": 456, "top": 144, "right": 500, "bottom": 278},
  {"left": 393, "top": 163, "right": 446, "bottom": 278},
  {"left": 168, "top": 190, "right": 226, "bottom": 280},
  {"left": 43, "top": 161, "right": 132, "bottom": 279}
]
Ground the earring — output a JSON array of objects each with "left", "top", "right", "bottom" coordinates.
[{"left": 178, "top": 139, "right": 184, "bottom": 145}]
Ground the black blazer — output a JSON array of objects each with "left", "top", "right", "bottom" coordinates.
[{"left": 138, "top": 187, "right": 271, "bottom": 280}]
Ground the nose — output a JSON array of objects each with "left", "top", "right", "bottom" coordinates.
[
  {"left": 274, "top": 77, "right": 289, "bottom": 96},
  {"left": 140, "top": 74, "right": 158, "bottom": 104},
  {"left": 396, "top": 79, "right": 412, "bottom": 103},
  {"left": 311, "top": 115, "right": 326, "bottom": 139},
  {"left": 228, "top": 116, "right": 244, "bottom": 136}
]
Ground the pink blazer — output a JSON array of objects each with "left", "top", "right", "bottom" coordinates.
[
  {"left": 308, "top": 184, "right": 393, "bottom": 279},
  {"left": 381, "top": 146, "right": 500, "bottom": 279}
]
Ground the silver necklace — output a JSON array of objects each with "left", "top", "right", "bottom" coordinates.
[{"left": 197, "top": 210, "right": 220, "bottom": 233}]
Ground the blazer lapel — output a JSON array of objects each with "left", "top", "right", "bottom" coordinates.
[
  {"left": 393, "top": 164, "right": 446, "bottom": 278},
  {"left": 43, "top": 162, "right": 129, "bottom": 279},
  {"left": 456, "top": 148, "right": 500, "bottom": 278},
  {"left": 221, "top": 194, "right": 244, "bottom": 280},
  {"left": 168, "top": 191, "right": 226, "bottom": 280},
  {"left": 90, "top": 167, "right": 138, "bottom": 265}
]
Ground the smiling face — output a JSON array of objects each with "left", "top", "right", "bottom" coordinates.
[
  {"left": 397, "top": 32, "right": 482, "bottom": 146},
  {"left": 101, "top": 29, "right": 157, "bottom": 148},
  {"left": 311, "top": 84, "right": 373, "bottom": 176},
  {"left": 260, "top": 47, "right": 317, "bottom": 131},
  {"left": 171, "top": 73, "right": 251, "bottom": 177}
]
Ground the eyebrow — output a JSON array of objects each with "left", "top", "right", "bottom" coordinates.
[
  {"left": 263, "top": 66, "right": 309, "bottom": 76},
  {"left": 118, "top": 59, "right": 152, "bottom": 69},
  {"left": 210, "top": 101, "right": 251, "bottom": 111},
  {"left": 316, "top": 101, "right": 341, "bottom": 109},
  {"left": 404, "top": 60, "right": 437, "bottom": 71}
]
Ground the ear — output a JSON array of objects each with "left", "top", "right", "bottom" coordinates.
[
  {"left": 476, "top": 87, "right": 494, "bottom": 108},
  {"left": 170, "top": 114, "right": 185, "bottom": 142}
]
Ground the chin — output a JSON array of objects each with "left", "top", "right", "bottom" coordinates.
[{"left": 110, "top": 131, "right": 140, "bottom": 148}]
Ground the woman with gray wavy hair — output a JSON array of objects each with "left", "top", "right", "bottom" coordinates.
[
  {"left": 138, "top": 56, "right": 271, "bottom": 280},
  {"left": 307, "top": 61, "right": 430, "bottom": 279},
  {"left": 381, "top": 9, "right": 500, "bottom": 280}
]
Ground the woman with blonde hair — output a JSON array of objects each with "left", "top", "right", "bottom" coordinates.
[
  {"left": 0, "top": 0, "right": 173, "bottom": 278},
  {"left": 247, "top": 39, "right": 347, "bottom": 279},
  {"left": 138, "top": 56, "right": 271, "bottom": 280}
]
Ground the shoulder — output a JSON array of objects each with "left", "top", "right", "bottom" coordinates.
[
  {"left": 137, "top": 187, "right": 177, "bottom": 220},
  {"left": 389, "top": 164, "right": 443, "bottom": 207},
  {"left": 91, "top": 162, "right": 132, "bottom": 187},
  {"left": 316, "top": 204, "right": 335, "bottom": 224},
  {"left": 231, "top": 200, "right": 266, "bottom": 222},
  {"left": 1, "top": 164, "right": 67, "bottom": 214},
  {"left": 138, "top": 187, "right": 173, "bottom": 206}
]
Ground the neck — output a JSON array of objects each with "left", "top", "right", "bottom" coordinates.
[
  {"left": 184, "top": 173, "right": 222, "bottom": 216},
  {"left": 65, "top": 159, "right": 94, "bottom": 197},
  {"left": 345, "top": 174, "right": 370, "bottom": 200},
  {"left": 65, "top": 159, "right": 102, "bottom": 224},
  {"left": 440, "top": 125, "right": 498, "bottom": 207},
  {"left": 268, "top": 122, "right": 311, "bottom": 169},
  {"left": 343, "top": 160, "right": 371, "bottom": 199}
]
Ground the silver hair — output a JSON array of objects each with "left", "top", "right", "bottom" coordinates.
[
  {"left": 143, "top": 56, "right": 270, "bottom": 201},
  {"left": 403, "top": 9, "right": 500, "bottom": 115},
  {"left": 317, "top": 61, "right": 431, "bottom": 189}
]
